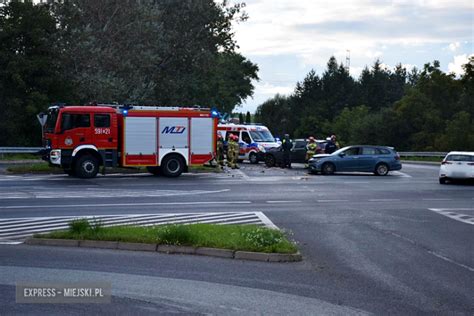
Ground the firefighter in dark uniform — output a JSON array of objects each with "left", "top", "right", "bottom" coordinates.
[
  {"left": 325, "top": 134, "right": 339, "bottom": 154},
  {"left": 281, "top": 134, "right": 292, "bottom": 168}
]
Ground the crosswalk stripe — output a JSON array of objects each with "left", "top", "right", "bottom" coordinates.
[{"left": 0, "top": 212, "right": 277, "bottom": 243}]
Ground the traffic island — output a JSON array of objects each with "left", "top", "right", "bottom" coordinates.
[{"left": 25, "top": 221, "right": 301, "bottom": 263}]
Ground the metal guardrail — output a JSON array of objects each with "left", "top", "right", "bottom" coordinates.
[
  {"left": 399, "top": 152, "right": 447, "bottom": 157},
  {"left": 0, "top": 147, "right": 42, "bottom": 154}
]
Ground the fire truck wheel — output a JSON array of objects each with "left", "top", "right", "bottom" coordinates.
[
  {"left": 146, "top": 166, "right": 161, "bottom": 176},
  {"left": 161, "top": 155, "right": 185, "bottom": 177},
  {"left": 75, "top": 155, "right": 99, "bottom": 178}
]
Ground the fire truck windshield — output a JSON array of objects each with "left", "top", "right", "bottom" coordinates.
[{"left": 44, "top": 108, "right": 59, "bottom": 133}]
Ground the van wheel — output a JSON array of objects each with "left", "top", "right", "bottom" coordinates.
[
  {"left": 75, "top": 155, "right": 99, "bottom": 178},
  {"left": 249, "top": 152, "right": 258, "bottom": 164},
  {"left": 147, "top": 166, "right": 161, "bottom": 176},
  {"left": 439, "top": 177, "right": 447, "bottom": 184},
  {"left": 374, "top": 163, "right": 389, "bottom": 176},
  {"left": 321, "top": 162, "right": 335, "bottom": 175},
  {"left": 161, "top": 155, "right": 185, "bottom": 177}
]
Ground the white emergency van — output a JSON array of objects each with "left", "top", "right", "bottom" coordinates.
[{"left": 217, "top": 124, "right": 280, "bottom": 163}]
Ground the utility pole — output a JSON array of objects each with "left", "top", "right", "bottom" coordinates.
[{"left": 345, "top": 50, "right": 351, "bottom": 73}]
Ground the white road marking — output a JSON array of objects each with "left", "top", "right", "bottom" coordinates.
[
  {"left": 266, "top": 200, "right": 302, "bottom": 204},
  {"left": 427, "top": 250, "right": 474, "bottom": 273},
  {"left": 0, "top": 212, "right": 278, "bottom": 241},
  {"left": 0, "top": 201, "right": 252, "bottom": 210},
  {"left": 391, "top": 171, "right": 412, "bottom": 178},
  {"left": 0, "top": 188, "right": 230, "bottom": 200},
  {"left": 0, "top": 241, "right": 23, "bottom": 245},
  {"left": 428, "top": 208, "right": 474, "bottom": 225},
  {"left": 343, "top": 182, "right": 369, "bottom": 184},
  {"left": 255, "top": 212, "right": 279, "bottom": 229}
]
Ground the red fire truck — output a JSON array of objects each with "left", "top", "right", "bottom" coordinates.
[{"left": 38, "top": 104, "right": 218, "bottom": 178}]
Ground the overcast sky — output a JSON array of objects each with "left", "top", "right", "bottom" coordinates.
[{"left": 232, "top": 0, "right": 474, "bottom": 113}]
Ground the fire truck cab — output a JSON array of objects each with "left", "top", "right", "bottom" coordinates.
[{"left": 39, "top": 104, "right": 217, "bottom": 178}]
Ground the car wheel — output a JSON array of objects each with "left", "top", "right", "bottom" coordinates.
[
  {"left": 75, "top": 155, "right": 99, "bottom": 179},
  {"left": 265, "top": 155, "right": 276, "bottom": 167},
  {"left": 146, "top": 166, "right": 161, "bottom": 176},
  {"left": 249, "top": 152, "right": 258, "bottom": 164},
  {"left": 321, "top": 162, "right": 335, "bottom": 175},
  {"left": 374, "top": 163, "right": 389, "bottom": 176},
  {"left": 439, "top": 177, "right": 447, "bottom": 184},
  {"left": 161, "top": 154, "right": 185, "bottom": 177}
]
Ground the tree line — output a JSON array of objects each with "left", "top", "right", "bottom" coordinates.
[
  {"left": 255, "top": 56, "right": 474, "bottom": 151},
  {"left": 0, "top": 0, "right": 258, "bottom": 146}
]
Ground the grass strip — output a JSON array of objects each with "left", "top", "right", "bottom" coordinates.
[
  {"left": 35, "top": 221, "right": 297, "bottom": 254},
  {"left": 0, "top": 154, "right": 41, "bottom": 161},
  {"left": 7, "top": 163, "right": 58, "bottom": 173}
]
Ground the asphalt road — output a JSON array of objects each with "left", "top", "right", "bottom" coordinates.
[{"left": 0, "top": 163, "right": 473, "bottom": 314}]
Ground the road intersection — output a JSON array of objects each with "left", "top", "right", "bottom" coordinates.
[{"left": 0, "top": 163, "right": 473, "bottom": 314}]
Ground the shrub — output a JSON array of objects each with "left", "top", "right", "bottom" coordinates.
[
  {"left": 157, "top": 225, "right": 192, "bottom": 245},
  {"left": 68, "top": 219, "right": 90, "bottom": 234}
]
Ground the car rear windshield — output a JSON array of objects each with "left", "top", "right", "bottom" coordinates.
[{"left": 445, "top": 154, "right": 474, "bottom": 162}]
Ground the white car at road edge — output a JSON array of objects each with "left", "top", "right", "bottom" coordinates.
[{"left": 439, "top": 151, "right": 474, "bottom": 184}]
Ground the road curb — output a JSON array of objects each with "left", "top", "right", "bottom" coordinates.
[
  {"left": 24, "top": 238, "right": 302, "bottom": 262},
  {"left": 80, "top": 240, "right": 118, "bottom": 249},
  {"left": 25, "top": 238, "right": 79, "bottom": 247},
  {"left": 118, "top": 242, "right": 157, "bottom": 252},
  {"left": 157, "top": 244, "right": 196, "bottom": 254},
  {"left": 196, "top": 247, "right": 234, "bottom": 258}
]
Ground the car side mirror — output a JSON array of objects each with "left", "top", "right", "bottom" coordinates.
[{"left": 339, "top": 153, "right": 345, "bottom": 157}]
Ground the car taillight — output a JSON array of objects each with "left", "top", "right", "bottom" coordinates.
[
  {"left": 395, "top": 154, "right": 400, "bottom": 160},
  {"left": 441, "top": 161, "right": 452, "bottom": 165}
]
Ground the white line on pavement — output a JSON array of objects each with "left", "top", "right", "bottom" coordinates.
[
  {"left": 266, "top": 200, "right": 302, "bottom": 204},
  {"left": 255, "top": 212, "right": 279, "bottom": 229},
  {"left": 428, "top": 208, "right": 474, "bottom": 225},
  {"left": 0, "top": 188, "right": 231, "bottom": 200},
  {"left": 343, "top": 182, "right": 369, "bottom": 184},
  {"left": 427, "top": 250, "right": 474, "bottom": 273},
  {"left": 0, "top": 201, "right": 252, "bottom": 210},
  {"left": 391, "top": 171, "right": 412, "bottom": 178}
]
